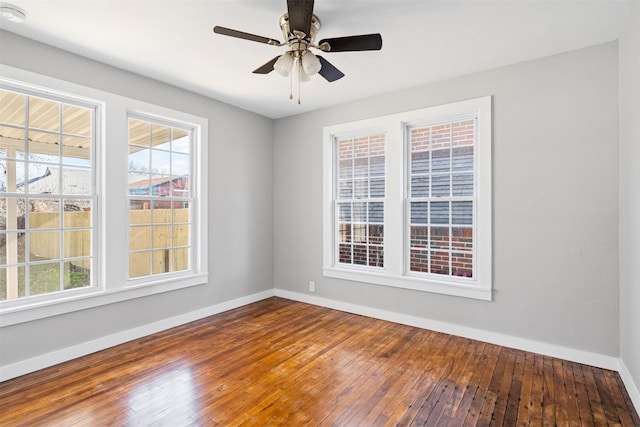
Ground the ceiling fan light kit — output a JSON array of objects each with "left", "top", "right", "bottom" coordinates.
[{"left": 213, "top": 0, "right": 382, "bottom": 104}]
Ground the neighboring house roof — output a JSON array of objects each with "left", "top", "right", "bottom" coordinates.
[
  {"left": 19, "top": 167, "right": 92, "bottom": 195},
  {"left": 128, "top": 175, "right": 189, "bottom": 196}
]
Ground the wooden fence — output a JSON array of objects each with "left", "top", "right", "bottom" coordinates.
[{"left": 29, "top": 209, "right": 189, "bottom": 276}]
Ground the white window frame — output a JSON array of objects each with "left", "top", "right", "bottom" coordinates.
[
  {"left": 0, "top": 65, "right": 208, "bottom": 326},
  {"left": 323, "top": 96, "right": 492, "bottom": 301}
]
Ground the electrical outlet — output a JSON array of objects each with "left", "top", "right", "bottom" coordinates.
[{"left": 309, "top": 281, "right": 315, "bottom": 292}]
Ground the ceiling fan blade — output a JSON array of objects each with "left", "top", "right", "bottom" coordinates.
[
  {"left": 317, "top": 56, "right": 345, "bottom": 82},
  {"left": 319, "top": 34, "right": 383, "bottom": 52},
  {"left": 213, "top": 26, "right": 280, "bottom": 45},
  {"left": 252, "top": 56, "right": 280, "bottom": 74},
  {"left": 287, "top": 0, "right": 314, "bottom": 36}
]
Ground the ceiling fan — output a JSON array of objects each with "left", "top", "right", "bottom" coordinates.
[{"left": 213, "top": 0, "right": 382, "bottom": 103}]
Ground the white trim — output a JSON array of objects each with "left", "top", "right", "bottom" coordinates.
[
  {"left": 274, "top": 289, "right": 620, "bottom": 371},
  {"left": 0, "top": 289, "right": 274, "bottom": 382},
  {"left": 619, "top": 359, "right": 640, "bottom": 414}
]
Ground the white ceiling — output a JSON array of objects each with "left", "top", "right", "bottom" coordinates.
[{"left": 0, "top": 0, "right": 634, "bottom": 119}]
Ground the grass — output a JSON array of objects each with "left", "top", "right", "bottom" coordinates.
[{"left": 0, "top": 237, "right": 90, "bottom": 300}]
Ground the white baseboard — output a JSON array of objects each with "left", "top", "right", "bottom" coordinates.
[
  {"left": 619, "top": 359, "right": 640, "bottom": 415},
  {"left": 0, "top": 289, "right": 274, "bottom": 382},
  {"left": 274, "top": 289, "right": 620, "bottom": 371}
]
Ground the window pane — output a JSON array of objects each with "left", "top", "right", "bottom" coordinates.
[
  {"left": 30, "top": 231, "right": 60, "bottom": 261},
  {"left": 339, "top": 180, "right": 353, "bottom": 199},
  {"left": 410, "top": 226, "right": 428, "bottom": 248},
  {"left": 172, "top": 247, "right": 189, "bottom": 272},
  {"left": 0, "top": 90, "right": 26, "bottom": 126},
  {"left": 430, "top": 251, "right": 450, "bottom": 275},
  {"left": 431, "top": 124, "right": 451, "bottom": 149},
  {"left": 64, "top": 230, "right": 91, "bottom": 258},
  {"left": 0, "top": 126, "right": 26, "bottom": 155},
  {"left": 129, "top": 252, "right": 150, "bottom": 278},
  {"left": 339, "top": 159, "right": 353, "bottom": 179},
  {"left": 130, "top": 226, "right": 151, "bottom": 250},
  {"left": 410, "top": 249, "right": 429, "bottom": 273},
  {"left": 410, "top": 202, "right": 428, "bottom": 224},
  {"left": 339, "top": 244, "right": 352, "bottom": 264},
  {"left": 452, "top": 227, "right": 473, "bottom": 251},
  {"left": 62, "top": 136, "right": 91, "bottom": 167},
  {"left": 30, "top": 200, "right": 60, "bottom": 228},
  {"left": 28, "top": 130, "right": 60, "bottom": 160},
  {"left": 62, "top": 104, "right": 91, "bottom": 137},
  {"left": 411, "top": 151, "right": 429, "bottom": 174},
  {"left": 353, "top": 244, "right": 367, "bottom": 265},
  {"left": 370, "top": 155, "right": 384, "bottom": 177},
  {"left": 339, "top": 223, "right": 351, "bottom": 243},
  {"left": 353, "top": 202, "right": 367, "bottom": 222},
  {"left": 172, "top": 131, "right": 190, "bottom": 154},
  {"left": 370, "top": 178, "right": 384, "bottom": 198},
  {"left": 62, "top": 167, "right": 92, "bottom": 195},
  {"left": 368, "top": 225, "right": 383, "bottom": 245},
  {"left": 130, "top": 202, "right": 152, "bottom": 223},
  {"left": 0, "top": 266, "right": 26, "bottom": 300},
  {"left": 63, "top": 260, "right": 91, "bottom": 289},
  {"left": 430, "top": 201, "right": 450, "bottom": 224},
  {"left": 452, "top": 252, "right": 473, "bottom": 278},
  {"left": 29, "top": 97, "right": 59, "bottom": 131},
  {"left": 411, "top": 176, "right": 429, "bottom": 197},
  {"left": 369, "top": 245, "right": 383, "bottom": 267},
  {"left": 29, "top": 262, "right": 61, "bottom": 295},
  {"left": 368, "top": 202, "right": 383, "bottom": 223},
  {"left": 1, "top": 232, "right": 26, "bottom": 263},
  {"left": 452, "top": 173, "right": 473, "bottom": 196},
  {"left": 129, "top": 119, "right": 150, "bottom": 147},
  {"left": 354, "top": 179, "right": 368, "bottom": 198},
  {"left": 172, "top": 152, "right": 190, "bottom": 176},
  {"left": 431, "top": 175, "right": 450, "bottom": 197},
  {"left": 452, "top": 146, "right": 473, "bottom": 171},
  {"left": 63, "top": 200, "right": 92, "bottom": 227},
  {"left": 338, "top": 203, "right": 351, "bottom": 222},
  {"left": 353, "top": 224, "right": 366, "bottom": 244},
  {"left": 152, "top": 225, "right": 171, "bottom": 249},
  {"left": 151, "top": 150, "right": 170, "bottom": 175},
  {"left": 27, "top": 165, "right": 58, "bottom": 194},
  {"left": 152, "top": 124, "right": 171, "bottom": 150},
  {"left": 171, "top": 176, "right": 189, "bottom": 198},
  {"left": 430, "top": 227, "right": 449, "bottom": 250},
  {"left": 173, "top": 224, "right": 189, "bottom": 246},
  {"left": 452, "top": 201, "right": 473, "bottom": 225},
  {"left": 354, "top": 157, "right": 368, "bottom": 178},
  {"left": 152, "top": 249, "right": 170, "bottom": 274},
  {"left": 431, "top": 149, "right": 450, "bottom": 173}
]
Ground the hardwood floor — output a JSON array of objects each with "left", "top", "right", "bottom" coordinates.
[{"left": 1, "top": 297, "right": 638, "bottom": 426}]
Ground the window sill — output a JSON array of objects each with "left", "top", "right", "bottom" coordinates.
[
  {"left": 0, "top": 273, "right": 208, "bottom": 327},
  {"left": 323, "top": 267, "right": 492, "bottom": 301}
]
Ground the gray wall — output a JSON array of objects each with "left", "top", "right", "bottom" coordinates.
[
  {"left": 0, "top": 31, "right": 274, "bottom": 365},
  {"left": 274, "top": 43, "right": 620, "bottom": 356},
  {"left": 619, "top": 2, "right": 640, "bottom": 390}
]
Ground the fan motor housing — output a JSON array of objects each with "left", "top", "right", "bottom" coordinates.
[{"left": 279, "top": 13, "right": 320, "bottom": 44}]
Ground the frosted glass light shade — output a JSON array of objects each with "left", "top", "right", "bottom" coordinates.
[
  {"left": 301, "top": 51, "right": 321, "bottom": 75},
  {"left": 274, "top": 53, "right": 294, "bottom": 77}
]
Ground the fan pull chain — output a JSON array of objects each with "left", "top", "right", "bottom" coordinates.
[
  {"left": 298, "top": 63, "right": 301, "bottom": 105},
  {"left": 289, "top": 67, "right": 293, "bottom": 100}
]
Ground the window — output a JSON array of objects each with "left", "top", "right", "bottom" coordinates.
[
  {"left": 127, "top": 115, "right": 193, "bottom": 279},
  {"left": 323, "top": 97, "right": 491, "bottom": 300},
  {"left": 335, "top": 132, "right": 385, "bottom": 268},
  {"left": 0, "top": 67, "right": 208, "bottom": 325},
  {"left": 1, "top": 86, "right": 97, "bottom": 302}
]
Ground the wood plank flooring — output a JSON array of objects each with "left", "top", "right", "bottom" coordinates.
[{"left": 1, "top": 297, "right": 638, "bottom": 426}]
